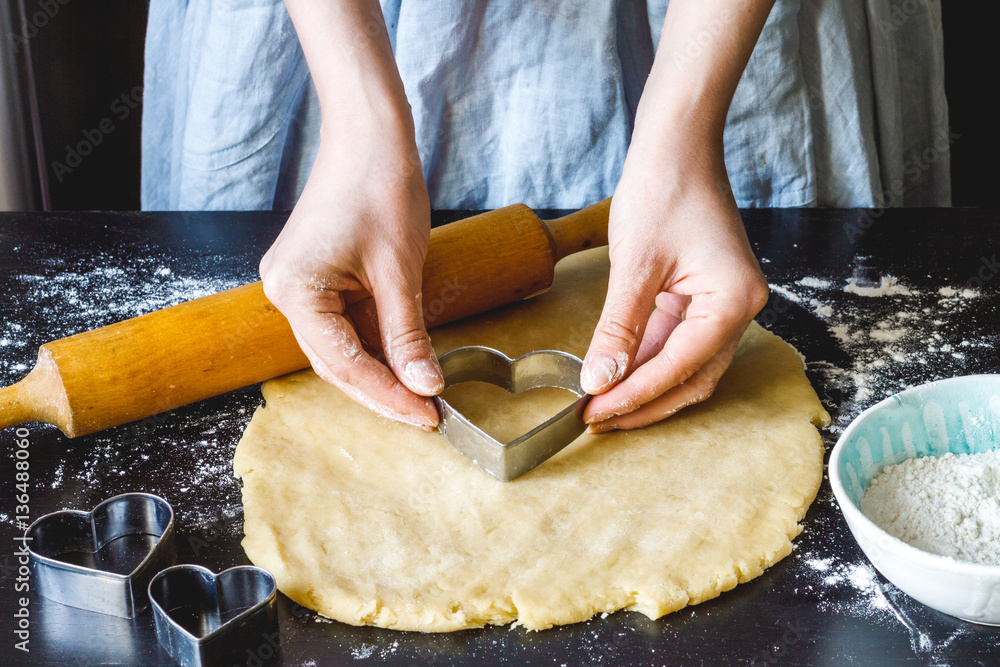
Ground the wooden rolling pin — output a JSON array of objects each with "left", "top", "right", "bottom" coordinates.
[{"left": 0, "top": 199, "right": 611, "bottom": 437}]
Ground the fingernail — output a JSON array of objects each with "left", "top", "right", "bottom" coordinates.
[
  {"left": 580, "top": 355, "right": 618, "bottom": 394},
  {"left": 587, "top": 422, "right": 618, "bottom": 435},
  {"left": 393, "top": 409, "right": 438, "bottom": 431},
  {"left": 404, "top": 357, "right": 445, "bottom": 395}
]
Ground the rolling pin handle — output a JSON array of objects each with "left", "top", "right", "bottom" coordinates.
[
  {"left": 541, "top": 198, "right": 612, "bottom": 262},
  {"left": 0, "top": 350, "right": 71, "bottom": 435},
  {"left": 0, "top": 378, "right": 33, "bottom": 432}
]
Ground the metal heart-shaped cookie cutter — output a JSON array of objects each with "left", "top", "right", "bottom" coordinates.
[
  {"left": 434, "top": 346, "right": 591, "bottom": 482},
  {"left": 149, "top": 564, "right": 279, "bottom": 667},
  {"left": 26, "top": 492, "right": 177, "bottom": 618}
]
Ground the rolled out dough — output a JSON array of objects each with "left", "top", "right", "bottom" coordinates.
[{"left": 234, "top": 248, "right": 829, "bottom": 632}]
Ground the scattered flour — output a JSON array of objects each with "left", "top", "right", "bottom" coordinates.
[
  {"left": 769, "top": 270, "right": 992, "bottom": 434},
  {"left": 58, "top": 402, "right": 256, "bottom": 531},
  {"left": 349, "top": 640, "right": 399, "bottom": 661},
  {"left": 844, "top": 275, "right": 913, "bottom": 297},
  {"left": 794, "top": 523, "right": 989, "bottom": 662},
  {"left": 769, "top": 284, "right": 803, "bottom": 304},
  {"left": 771, "top": 284, "right": 833, "bottom": 320},
  {"left": 0, "top": 242, "right": 254, "bottom": 383},
  {"left": 829, "top": 325, "right": 851, "bottom": 345},
  {"left": 812, "top": 302, "right": 834, "bottom": 318},
  {"left": 0, "top": 238, "right": 262, "bottom": 532},
  {"left": 798, "top": 276, "right": 832, "bottom": 289},
  {"left": 869, "top": 327, "right": 907, "bottom": 343},
  {"left": 50, "top": 462, "right": 64, "bottom": 489},
  {"left": 350, "top": 644, "right": 376, "bottom": 660},
  {"left": 938, "top": 286, "right": 979, "bottom": 299},
  {"left": 798, "top": 550, "right": 891, "bottom": 618},
  {"left": 861, "top": 450, "right": 1000, "bottom": 565}
]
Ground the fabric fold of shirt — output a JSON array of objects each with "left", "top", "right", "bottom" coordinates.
[{"left": 142, "top": 0, "right": 950, "bottom": 211}]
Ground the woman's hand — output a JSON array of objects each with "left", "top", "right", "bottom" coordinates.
[
  {"left": 581, "top": 0, "right": 775, "bottom": 431},
  {"left": 265, "top": 0, "right": 443, "bottom": 429},
  {"left": 581, "top": 144, "right": 769, "bottom": 432},
  {"left": 260, "top": 121, "right": 442, "bottom": 430}
]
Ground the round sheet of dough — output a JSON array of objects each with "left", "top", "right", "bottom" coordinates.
[{"left": 234, "top": 248, "right": 829, "bottom": 632}]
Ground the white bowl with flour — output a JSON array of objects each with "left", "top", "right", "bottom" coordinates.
[{"left": 830, "top": 374, "right": 1000, "bottom": 625}]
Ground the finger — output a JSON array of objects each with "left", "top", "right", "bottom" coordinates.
[
  {"left": 585, "top": 293, "right": 747, "bottom": 423},
  {"left": 580, "top": 259, "right": 660, "bottom": 395},
  {"left": 290, "top": 326, "right": 437, "bottom": 430},
  {"left": 372, "top": 275, "right": 444, "bottom": 397},
  {"left": 349, "top": 296, "right": 385, "bottom": 360},
  {"left": 292, "top": 313, "right": 439, "bottom": 429},
  {"left": 652, "top": 291, "right": 691, "bottom": 320},
  {"left": 583, "top": 303, "right": 681, "bottom": 422},
  {"left": 632, "top": 299, "right": 684, "bottom": 368},
  {"left": 269, "top": 279, "right": 440, "bottom": 428},
  {"left": 587, "top": 341, "right": 738, "bottom": 432}
]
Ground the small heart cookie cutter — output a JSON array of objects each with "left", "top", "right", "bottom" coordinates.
[
  {"left": 434, "top": 346, "right": 591, "bottom": 482},
  {"left": 149, "top": 564, "right": 279, "bottom": 667},
  {"left": 26, "top": 492, "right": 177, "bottom": 618}
]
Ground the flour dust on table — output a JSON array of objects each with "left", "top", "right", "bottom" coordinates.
[
  {"left": 0, "top": 243, "right": 257, "bottom": 534},
  {"left": 765, "top": 267, "right": 991, "bottom": 434}
]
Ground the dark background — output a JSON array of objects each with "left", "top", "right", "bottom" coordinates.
[{"left": 6, "top": 1, "right": 997, "bottom": 210}]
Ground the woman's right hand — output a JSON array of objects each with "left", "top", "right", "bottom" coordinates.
[
  {"left": 265, "top": 1, "right": 444, "bottom": 427},
  {"left": 260, "top": 117, "right": 443, "bottom": 430}
]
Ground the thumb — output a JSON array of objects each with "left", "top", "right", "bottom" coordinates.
[
  {"left": 581, "top": 263, "right": 659, "bottom": 395},
  {"left": 373, "top": 277, "right": 444, "bottom": 397}
]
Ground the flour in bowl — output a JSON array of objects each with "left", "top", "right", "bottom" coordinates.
[{"left": 860, "top": 450, "right": 1000, "bottom": 566}]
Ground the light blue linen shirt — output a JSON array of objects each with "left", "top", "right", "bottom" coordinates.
[{"left": 141, "top": 0, "right": 950, "bottom": 211}]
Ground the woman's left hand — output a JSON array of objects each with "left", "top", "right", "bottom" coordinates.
[{"left": 581, "top": 144, "right": 769, "bottom": 432}]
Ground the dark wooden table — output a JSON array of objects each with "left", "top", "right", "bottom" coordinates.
[{"left": 1, "top": 208, "right": 998, "bottom": 666}]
